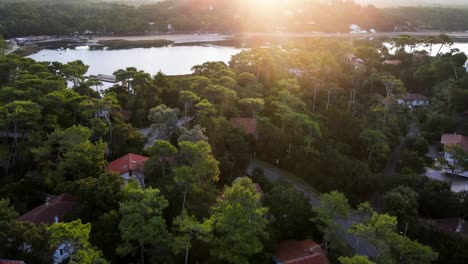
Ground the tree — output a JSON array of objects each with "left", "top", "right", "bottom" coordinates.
[
  {"left": 238, "top": 98, "right": 264, "bottom": 117},
  {"left": 0, "top": 198, "right": 18, "bottom": 240},
  {"left": 32, "top": 125, "right": 107, "bottom": 182},
  {"left": 360, "top": 128, "right": 390, "bottom": 162},
  {"left": 0, "top": 35, "right": 6, "bottom": 55},
  {"left": 439, "top": 145, "right": 468, "bottom": 187},
  {"left": 207, "top": 177, "right": 268, "bottom": 264},
  {"left": 379, "top": 74, "right": 405, "bottom": 102},
  {"left": 313, "top": 191, "right": 350, "bottom": 254},
  {"left": 178, "top": 124, "right": 208, "bottom": 143},
  {"left": 172, "top": 212, "right": 210, "bottom": 264},
  {"left": 350, "top": 210, "right": 438, "bottom": 263},
  {"left": 117, "top": 184, "right": 170, "bottom": 264},
  {"left": 177, "top": 140, "right": 220, "bottom": 213},
  {"left": 0, "top": 100, "right": 41, "bottom": 165},
  {"left": 60, "top": 172, "right": 123, "bottom": 222},
  {"left": 200, "top": 85, "right": 238, "bottom": 116},
  {"left": 264, "top": 184, "right": 316, "bottom": 240},
  {"left": 339, "top": 255, "right": 374, "bottom": 264},
  {"left": 148, "top": 104, "right": 179, "bottom": 140},
  {"left": 384, "top": 186, "right": 419, "bottom": 236},
  {"left": 195, "top": 99, "right": 217, "bottom": 122},
  {"left": 179, "top": 90, "right": 200, "bottom": 117},
  {"left": 48, "top": 219, "right": 107, "bottom": 264},
  {"left": 63, "top": 60, "right": 89, "bottom": 87},
  {"left": 146, "top": 140, "right": 177, "bottom": 177},
  {"left": 3, "top": 221, "right": 50, "bottom": 264}
]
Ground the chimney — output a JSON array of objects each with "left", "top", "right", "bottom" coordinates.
[{"left": 45, "top": 195, "right": 52, "bottom": 206}]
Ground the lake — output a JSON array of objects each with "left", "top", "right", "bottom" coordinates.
[
  {"left": 385, "top": 42, "right": 468, "bottom": 57},
  {"left": 27, "top": 45, "right": 244, "bottom": 76}
]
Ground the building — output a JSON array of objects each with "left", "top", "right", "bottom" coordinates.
[
  {"left": 273, "top": 240, "right": 330, "bottom": 264},
  {"left": 230, "top": 118, "right": 258, "bottom": 136},
  {"left": 397, "top": 94, "right": 430, "bottom": 106},
  {"left": 344, "top": 53, "right": 365, "bottom": 69},
  {"left": 106, "top": 153, "right": 148, "bottom": 187},
  {"left": 441, "top": 134, "right": 468, "bottom": 177},
  {"left": 427, "top": 218, "right": 467, "bottom": 239},
  {"left": 16, "top": 194, "right": 79, "bottom": 264}
]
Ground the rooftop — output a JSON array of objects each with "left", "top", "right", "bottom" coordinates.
[
  {"left": 273, "top": 240, "right": 330, "bottom": 264},
  {"left": 402, "top": 93, "right": 429, "bottom": 101},
  {"left": 441, "top": 134, "right": 468, "bottom": 151},
  {"left": 106, "top": 153, "right": 148, "bottom": 175},
  {"left": 0, "top": 260, "right": 26, "bottom": 264},
  {"left": 16, "top": 194, "right": 78, "bottom": 225}
]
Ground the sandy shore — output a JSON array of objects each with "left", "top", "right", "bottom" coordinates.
[{"left": 93, "top": 34, "right": 234, "bottom": 44}]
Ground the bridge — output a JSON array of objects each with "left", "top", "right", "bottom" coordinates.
[{"left": 86, "top": 74, "right": 116, "bottom": 83}]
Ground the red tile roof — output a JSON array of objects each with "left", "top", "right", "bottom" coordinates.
[
  {"left": 106, "top": 153, "right": 148, "bottom": 175},
  {"left": 16, "top": 194, "right": 78, "bottom": 225},
  {"left": 0, "top": 260, "right": 25, "bottom": 264},
  {"left": 273, "top": 240, "right": 330, "bottom": 264},
  {"left": 402, "top": 93, "right": 429, "bottom": 101},
  {"left": 230, "top": 118, "right": 257, "bottom": 135},
  {"left": 431, "top": 218, "right": 468, "bottom": 238},
  {"left": 383, "top": 59, "right": 402, "bottom": 65},
  {"left": 441, "top": 134, "right": 468, "bottom": 151}
]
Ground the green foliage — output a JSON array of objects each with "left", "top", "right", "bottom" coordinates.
[
  {"left": 148, "top": 104, "right": 179, "bottom": 140},
  {"left": 32, "top": 125, "right": 107, "bottom": 182},
  {"left": 117, "top": 185, "right": 170, "bottom": 261},
  {"left": 264, "top": 184, "right": 317, "bottom": 241},
  {"left": 339, "top": 255, "right": 375, "bottom": 264},
  {"left": 207, "top": 177, "right": 268, "bottom": 264},
  {"left": 384, "top": 186, "right": 419, "bottom": 224},
  {"left": 48, "top": 219, "right": 107, "bottom": 264}
]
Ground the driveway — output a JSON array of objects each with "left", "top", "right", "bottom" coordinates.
[{"left": 246, "top": 159, "right": 378, "bottom": 257}]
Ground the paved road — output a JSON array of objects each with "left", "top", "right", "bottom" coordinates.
[
  {"left": 139, "top": 116, "right": 193, "bottom": 148},
  {"left": 246, "top": 159, "right": 378, "bottom": 257}
]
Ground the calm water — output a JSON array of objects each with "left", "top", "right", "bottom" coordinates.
[{"left": 27, "top": 45, "right": 243, "bottom": 76}]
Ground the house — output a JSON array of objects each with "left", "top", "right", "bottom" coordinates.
[
  {"left": 106, "top": 153, "right": 148, "bottom": 187},
  {"left": 16, "top": 194, "right": 79, "bottom": 264},
  {"left": 273, "top": 240, "right": 330, "bottom": 264},
  {"left": 344, "top": 53, "right": 365, "bottom": 69},
  {"left": 431, "top": 218, "right": 467, "bottom": 238},
  {"left": 383, "top": 59, "right": 402, "bottom": 65},
  {"left": 441, "top": 134, "right": 468, "bottom": 177},
  {"left": 397, "top": 94, "right": 430, "bottom": 106},
  {"left": 230, "top": 118, "right": 258, "bottom": 136}
]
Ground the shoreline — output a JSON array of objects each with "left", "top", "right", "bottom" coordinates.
[{"left": 88, "top": 31, "right": 468, "bottom": 43}]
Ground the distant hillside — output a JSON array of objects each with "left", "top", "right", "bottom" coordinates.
[{"left": 357, "top": 0, "right": 468, "bottom": 7}]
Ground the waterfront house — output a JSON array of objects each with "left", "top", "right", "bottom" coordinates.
[
  {"left": 106, "top": 153, "right": 148, "bottom": 187},
  {"left": 273, "top": 240, "right": 330, "bottom": 264}
]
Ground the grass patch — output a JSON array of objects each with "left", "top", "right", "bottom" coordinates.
[{"left": 98, "top": 39, "right": 174, "bottom": 49}]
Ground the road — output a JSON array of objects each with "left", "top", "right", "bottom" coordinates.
[
  {"left": 4, "top": 43, "right": 19, "bottom": 55},
  {"left": 138, "top": 116, "right": 193, "bottom": 148},
  {"left": 246, "top": 159, "right": 378, "bottom": 257}
]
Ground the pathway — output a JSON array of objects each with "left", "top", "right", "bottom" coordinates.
[{"left": 246, "top": 159, "right": 378, "bottom": 258}]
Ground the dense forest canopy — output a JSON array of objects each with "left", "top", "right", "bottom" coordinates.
[
  {"left": 1, "top": 0, "right": 468, "bottom": 37},
  {"left": 1, "top": 33, "right": 468, "bottom": 262}
]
